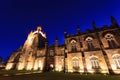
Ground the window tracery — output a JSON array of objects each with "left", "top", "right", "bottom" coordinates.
[
  {"left": 113, "top": 54, "right": 120, "bottom": 69},
  {"left": 105, "top": 33, "right": 117, "bottom": 48},
  {"left": 72, "top": 58, "right": 79, "bottom": 70},
  {"left": 90, "top": 56, "right": 100, "bottom": 69},
  {"left": 70, "top": 39, "right": 77, "bottom": 52},
  {"left": 86, "top": 37, "right": 94, "bottom": 50}
]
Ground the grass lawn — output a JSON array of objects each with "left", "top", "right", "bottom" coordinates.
[
  {"left": 0, "top": 70, "right": 38, "bottom": 75},
  {"left": 0, "top": 72, "right": 120, "bottom": 80}
]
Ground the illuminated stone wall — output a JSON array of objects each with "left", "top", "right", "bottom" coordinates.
[
  {"left": 105, "top": 49, "right": 120, "bottom": 74},
  {"left": 84, "top": 51, "right": 109, "bottom": 74},
  {"left": 67, "top": 52, "right": 84, "bottom": 73},
  {"left": 5, "top": 22, "right": 120, "bottom": 74},
  {"left": 54, "top": 56, "right": 64, "bottom": 71},
  {"left": 5, "top": 27, "right": 47, "bottom": 71}
]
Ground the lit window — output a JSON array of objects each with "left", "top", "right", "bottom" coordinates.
[
  {"left": 72, "top": 58, "right": 79, "bottom": 70},
  {"left": 61, "top": 59, "right": 64, "bottom": 70},
  {"left": 90, "top": 56, "right": 100, "bottom": 69},
  {"left": 113, "top": 54, "right": 120, "bottom": 69},
  {"left": 38, "top": 60, "right": 42, "bottom": 70}
]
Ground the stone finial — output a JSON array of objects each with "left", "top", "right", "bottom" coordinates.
[
  {"left": 37, "top": 26, "right": 42, "bottom": 31},
  {"left": 64, "top": 28, "right": 67, "bottom": 37},
  {"left": 77, "top": 25, "right": 81, "bottom": 34},
  {"left": 110, "top": 16, "right": 119, "bottom": 27},
  {"left": 92, "top": 20, "right": 97, "bottom": 30}
]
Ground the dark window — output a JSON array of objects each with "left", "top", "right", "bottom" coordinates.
[
  {"left": 50, "top": 50, "right": 54, "bottom": 56},
  {"left": 71, "top": 40, "right": 77, "bottom": 52},
  {"left": 86, "top": 37, "right": 94, "bottom": 51},
  {"left": 105, "top": 34, "right": 117, "bottom": 48}
]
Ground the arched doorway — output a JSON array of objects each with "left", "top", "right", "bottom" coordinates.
[{"left": 49, "top": 64, "right": 54, "bottom": 71}]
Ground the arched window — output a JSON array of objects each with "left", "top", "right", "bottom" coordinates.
[
  {"left": 90, "top": 56, "right": 100, "bottom": 69},
  {"left": 50, "top": 50, "right": 54, "bottom": 56},
  {"left": 72, "top": 58, "right": 79, "bottom": 70},
  {"left": 14, "top": 53, "right": 21, "bottom": 62},
  {"left": 60, "top": 50, "right": 64, "bottom": 56},
  {"left": 86, "top": 37, "right": 94, "bottom": 51},
  {"left": 105, "top": 33, "right": 117, "bottom": 48},
  {"left": 71, "top": 40, "right": 77, "bottom": 52},
  {"left": 61, "top": 59, "right": 64, "bottom": 70},
  {"left": 113, "top": 54, "right": 120, "bottom": 69},
  {"left": 38, "top": 60, "right": 42, "bottom": 70}
]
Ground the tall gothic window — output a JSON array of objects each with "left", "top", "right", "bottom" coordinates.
[
  {"left": 61, "top": 50, "right": 64, "bottom": 56},
  {"left": 72, "top": 58, "right": 79, "bottom": 70},
  {"left": 86, "top": 37, "right": 94, "bottom": 51},
  {"left": 14, "top": 53, "right": 21, "bottom": 62},
  {"left": 61, "top": 58, "right": 64, "bottom": 70},
  {"left": 71, "top": 40, "right": 77, "bottom": 52},
  {"left": 90, "top": 56, "right": 100, "bottom": 69},
  {"left": 38, "top": 60, "right": 42, "bottom": 70},
  {"left": 50, "top": 50, "right": 54, "bottom": 56},
  {"left": 105, "top": 33, "right": 117, "bottom": 48},
  {"left": 113, "top": 54, "right": 120, "bottom": 69}
]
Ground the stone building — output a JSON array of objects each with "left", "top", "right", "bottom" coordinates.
[{"left": 6, "top": 16, "right": 120, "bottom": 74}]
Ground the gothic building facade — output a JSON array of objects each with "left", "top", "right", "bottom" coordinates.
[{"left": 6, "top": 16, "right": 120, "bottom": 74}]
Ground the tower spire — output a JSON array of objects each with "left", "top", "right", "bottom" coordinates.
[
  {"left": 77, "top": 25, "right": 81, "bottom": 34},
  {"left": 64, "top": 28, "right": 67, "bottom": 37},
  {"left": 110, "top": 16, "right": 119, "bottom": 27},
  {"left": 55, "top": 36, "right": 58, "bottom": 47},
  {"left": 92, "top": 20, "right": 97, "bottom": 30},
  {"left": 37, "top": 26, "right": 42, "bottom": 32}
]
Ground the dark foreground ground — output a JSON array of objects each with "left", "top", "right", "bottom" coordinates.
[{"left": 0, "top": 72, "right": 120, "bottom": 80}]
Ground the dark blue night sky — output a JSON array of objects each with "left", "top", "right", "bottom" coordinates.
[{"left": 0, "top": 0, "right": 120, "bottom": 61}]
